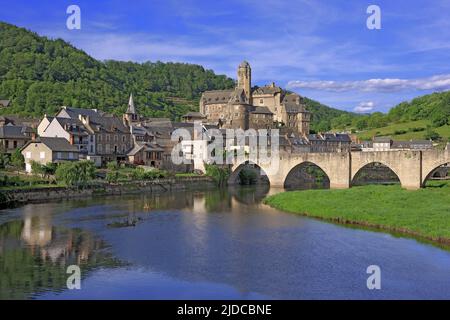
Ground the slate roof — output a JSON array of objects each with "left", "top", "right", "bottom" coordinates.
[
  {"left": 61, "top": 106, "right": 107, "bottom": 119},
  {"left": 201, "top": 89, "right": 235, "bottom": 105},
  {"left": 127, "top": 142, "right": 164, "bottom": 156},
  {"left": 37, "top": 137, "right": 79, "bottom": 152},
  {"left": 0, "top": 125, "right": 33, "bottom": 139},
  {"left": 55, "top": 118, "right": 89, "bottom": 136},
  {"left": 252, "top": 84, "right": 282, "bottom": 95},
  {"left": 322, "top": 133, "right": 352, "bottom": 143},
  {"left": 392, "top": 140, "right": 433, "bottom": 150}
]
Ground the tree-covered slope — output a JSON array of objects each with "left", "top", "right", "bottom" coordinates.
[
  {"left": 0, "top": 22, "right": 235, "bottom": 118},
  {"left": 0, "top": 21, "right": 352, "bottom": 127}
]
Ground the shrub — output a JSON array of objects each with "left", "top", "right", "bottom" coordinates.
[
  {"left": 205, "top": 164, "right": 230, "bottom": 186},
  {"left": 10, "top": 149, "right": 24, "bottom": 172},
  {"left": 30, "top": 160, "right": 45, "bottom": 176},
  {"left": 106, "top": 161, "right": 120, "bottom": 183},
  {"left": 55, "top": 161, "right": 96, "bottom": 187},
  {"left": 238, "top": 168, "right": 257, "bottom": 185},
  {"left": 424, "top": 128, "right": 441, "bottom": 141}
]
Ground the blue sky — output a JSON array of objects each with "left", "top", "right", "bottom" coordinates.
[{"left": 1, "top": 0, "right": 450, "bottom": 113}]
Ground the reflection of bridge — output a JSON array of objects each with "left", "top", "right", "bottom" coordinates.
[{"left": 229, "top": 150, "right": 450, "bottom": 190}]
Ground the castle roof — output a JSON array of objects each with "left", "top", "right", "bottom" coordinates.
[
  {"left": 252, "top": 84, "right": 282, "bottom": 95},
  {"left": 201, "top": 89, "right": 234, "bottom": 105}
]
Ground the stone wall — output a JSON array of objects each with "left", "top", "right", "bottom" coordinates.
[{"left": 0, "top": 176, "right": 215, "bottom": 206}]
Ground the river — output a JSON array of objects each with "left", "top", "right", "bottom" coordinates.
[{"left": 0, "top": 186, "right": 449, "bottom": 299}]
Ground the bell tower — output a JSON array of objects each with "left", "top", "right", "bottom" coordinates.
[{"left": 237, "top": 61, "right": 252, "bottom": 104}]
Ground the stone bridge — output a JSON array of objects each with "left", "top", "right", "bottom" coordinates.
[{"left": 228, "top": 149, "right": 450, "bottom": 190}]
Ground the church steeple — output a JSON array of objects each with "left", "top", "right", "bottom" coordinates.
[
  {"left": 126, "top": 93, "right": 136, "bottom": 114},
  {"left": 123, "top": 93, "right": 139, "bottom": 125}
]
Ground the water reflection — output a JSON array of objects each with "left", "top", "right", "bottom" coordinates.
[
  {"left": 1, "top": 186, "right": 450, "bottom": 299},
  {"left": 0, "top": 205, "right": 120, "bottom": 300}
]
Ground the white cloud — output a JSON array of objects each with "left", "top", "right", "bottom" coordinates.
[
  {"left": 354, "top": 101, "right": 375, "bottom": 113},
  {"left": 287, "top": 74, "right": 450, "bottom": 93}
]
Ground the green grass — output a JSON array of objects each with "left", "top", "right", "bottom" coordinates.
[
  {"left": 175, "top": 173, "right": 202, "bottom": 177},
  {"left": 356, "top": 120, "right": 450, "bottom": 141},
  {"left": 264, "top": 182, "right": 450, "bottom": 243}
]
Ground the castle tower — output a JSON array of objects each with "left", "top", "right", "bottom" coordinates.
[{"left": 237, "top": 61, "right": 252, "bottom": 104}]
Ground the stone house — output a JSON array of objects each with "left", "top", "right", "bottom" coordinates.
[
  {"left": 39, "top": 106, "right": 133, "bottom": 166},
  {"left": 363, "top": 137, "right": 434, "bottom": 152},
  {"left": 0, "top": 125, "right": 34, "bottom": 154},
  {"left": 127, "top": 142, "right": 164, "bottom": 167},
  {"left": 21, "top": 137, "right": 80, "bottom": 173}
]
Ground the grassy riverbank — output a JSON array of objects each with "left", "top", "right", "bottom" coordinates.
[{"left": 264, "top": 182, "right": 450, "bottom": 244}]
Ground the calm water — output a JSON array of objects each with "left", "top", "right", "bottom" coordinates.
[{"left": 0, "top": 186, "right": 449, "bottom": 300}]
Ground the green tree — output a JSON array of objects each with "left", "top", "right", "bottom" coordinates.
[
  {"left": 205, "top": 164, "right": 230, "bottom": 186},
  {"left": 0, "top": 152, "right": 9, "bottom": 169},
  {"left": 30, "top": 160, "right": 44, "bottom": 176},
  {"left": 55, "top": 161, "right": 96, "bottom": 187},
  {"left": 106, "top": 161, "right": 120, "bottom": 183},
  {"left": 10, "top": 148, "right": 25, "bottom": 172}
]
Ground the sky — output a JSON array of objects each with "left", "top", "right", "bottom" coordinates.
[{"left": 1, "top": 0, "right": 450, "bottom": 113}]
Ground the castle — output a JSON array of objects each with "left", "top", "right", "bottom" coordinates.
[{"left": 199, "top": 61, "right": 311, "bottom": 135}]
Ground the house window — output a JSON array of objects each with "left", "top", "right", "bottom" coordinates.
[
  {"left": 57, "top": 152, "right": 62, "bottom": 159},
  {"left": 5, "top": 140, "right": 8, "bottom": 148},
  {"left": 90, "top": 145, "right": 94, "bottom": 153},
  {"left": 260, "top": 99, "right": 263, "bottom": 104},
  {"left": 40, "top": 152, "right": 45, "bottom": 159},
  {"left": 13, "top": 141, "right": 17, "bottom": 148},
  {"left": 69, "top": 152, "right": 74, "bottom": 159},
  {"left": 26, "top": 152, "right": 31, "bottom": 159},
  {"left": 98, "top": 145, "right": 102, "bottom": 153}
]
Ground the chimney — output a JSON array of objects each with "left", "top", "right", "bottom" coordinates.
[
  {"left": 31, "top": 132, "right": 37, "bottom": 141},
  {"left": 69, "top": 134, "right": 74, "bottom": 145}
]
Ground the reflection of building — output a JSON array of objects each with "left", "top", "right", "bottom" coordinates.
[
  {"left": 199, "top": 62, "right": 311, "bottom": 135},
  {"left": 21, "top": 213, "right": 53, "bottom": 247}
]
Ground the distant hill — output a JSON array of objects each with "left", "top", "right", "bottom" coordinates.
[
  {"left": 331, "top": 90, "right": 450, "bottom": 143},
  {"left": 0, "top": 21, "right": 352, "bottom": 129}
]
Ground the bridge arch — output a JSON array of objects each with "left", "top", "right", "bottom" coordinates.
[
  {"left": 422, "top": 161, "right": 449, "bottom": 186},
  {"left": 351, "top": 162, "right": 400, "bottom": 186},
  {"left": 283, "top": 161, "right": 330, "bottom": 189},
  {"left": 228, "top": 160, "right": 270, "bottom": 185}
]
